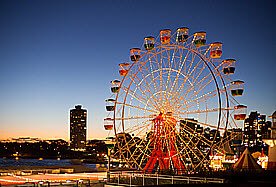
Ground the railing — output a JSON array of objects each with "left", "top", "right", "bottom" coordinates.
[{"left": 108, "top": 171, "right": 224, "bottom": 186}]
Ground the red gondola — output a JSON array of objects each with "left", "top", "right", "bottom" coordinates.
[
  {"left": 104, "top": 118, "right": 114, "bottom": 130},
  {"left": 160, "top": 29, "right": 171, "bottom": 45},
  {"left": 119, "top": 63, "right": 130, "bottom": 76},
  {"left": 234, "top": 105, "right": 247, "bottom": 120}
]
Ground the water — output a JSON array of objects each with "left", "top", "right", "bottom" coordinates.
[{"left": 0, "top": 158, "right": 98, "bottom": 169}]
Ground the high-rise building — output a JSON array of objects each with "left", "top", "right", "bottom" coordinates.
[
  {"left": 243, "top": 112, "right": 257, "bottom": 147},
  {"left": 243, "top": 111, "right": 271, "bottom": 148},
  {"left": 243, "top": 111, "right": 263, "bottom": 147},
  {"left": 263, "top": 111, "right": 276, "bottom": 170},
  {"left": 262, "top": 121, "right": 272, "bottom": 139},
  {"left": 69, "top": 105, "right": 87, "bottom": 151},
  {"left": 271, "top": 111, "right": 276, "bottom": 139}
]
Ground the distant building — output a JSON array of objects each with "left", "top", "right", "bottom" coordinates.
[
  {"left": 263, "top": 111, "right": 276, "bottom": 170},
  {"left": 180, "top": 118, "right": 197, "bottom": 139},
  {"left": 10, "top": 137, "right": 41, "bottom": 143},
  {"left": 229, "top": 128, "right": 243, "bottom": 156},
  {"left": 243, "top": 112, "right": 258, "bottom": 147},
  {"left": 69, "top": 105, "right": 87, "bottom": 151},
  {"left": 271, "top": 111, "right": 276, "bottom": 139},
  {"left": 243, "top": 111, "right": 271, "bottom": 148},
  {"left": 262, "top": 121, "right": 272, "bottom": 139},
  {"left": 180, "top": 118, "right": 197, "bottom": 132}
]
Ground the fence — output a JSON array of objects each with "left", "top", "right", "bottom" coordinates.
[{"left": 108, "top": 171, "right": 224, "bottom": 186}]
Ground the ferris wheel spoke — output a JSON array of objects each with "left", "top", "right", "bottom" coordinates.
[
  {"left": 173, "top": 89, "right": 216, "bottom": 114},
  {"left": 189, "top": 62, "right": 207, "bottom": 88},
  {"left": 185, "top": 57, "right": 205, "bottom": 84},
  {"left": 122, "top": 87, "right": 151, "bottom": 108},
  {"left": 173, "top": 135, "right": 194, "bottom": 169},
  {"left": 148, "top": 56, "right": 160, "bottom": 98},
  {"left": 186, "top": 52, "right": 199, "bottom": 75},
  {"left": 182, "top": 83, "right": 227, "bottom": 109},
  {"left": 165, "top": 120, "right": 206, "bottom": 171},
  {"left": 129, "top": 137, "right": 152, "bottom": 164},
  {"left": 177, "top": 78, "right": 218, "bottom": 110},
  {"left": 191, "top": 73, "right": 216, "bottom": 96},
  {"left": 125, "top": 139, "right": 147, "bottom": 168},
  {"left": 214, "top": 61, "right": 224, "bottom": 72},
  {"left": 180, "top": 130, "right": 206, "bottom": 151},
  {"left": 178, "top": 107, "right": 229, "bottom": 116},
  {"left": 219, "top": 108, "right": 237, "bottom": 129},
  {"left": 155, "top": 49, "right": 164, "bottom": 105},
  {"left": 127, "top": 73, "right": 160, "bottom": 110},
  {"left": 202, "top": 45, "right": 211, "bottom": 56},
  {"left": 180, "top": 136, "right": 210, "bottom": 164},
  {"left": 116, "top": 139, "right": 134, "bottom": 162},
  {"left": 164, "top": 61, "right": 173, "bottom": 105},
  {"left": 127, "top": 120, "right": 155, "bottom": 168},
  {"left": 176, "top": 132, "right": 207, "bottom": 167},
  {"left": 115, "top": 115, "right": 156, "bottom": 121},
  {"left": 179, "top": 117, "right": 224, "bottom": 130},
  {"left": 121, "top": 86, "right": 157, "bottom": 111},
  {"left": 175, "top": 52, "right": 215, "bottom": 100},
  {"left": 116, "top": 101, "right": 158, "bottom": 113},
  {"left": 138, "top": 138, "right": 153, "bottom": 168},
  {"left": 170, "top": 48, "right": 191, "bottom": 93},
  {"left": 164, "top": 49, "right": 186, "bottom": 111},
  {"left": 180, "top": 123, "right": 214, "bottom": 147},
  {"left": 133, "top": 64, "right": 166, "bottom": 109},
  {"left": 169, "top": 56, "right": 205, "bottom": 105},
  {"left": 145, "top": 49, "right": 164, "bottom": 104},
  {"left": 124, "top": 120, "right": 152, "bottom": 136},
  {"left": 176, "top": 136, "right": 197, "bottom": 169},
  {"left": 164, "top": 45, "right": 179, "bottom": 93},
  {"left": 138, "top": 70, "right": 164, "bottom": 109},
  {"left": 165, "top": 123, "right": 192, "bottom": 169},
  {"left": 175, "top": 60, "right": 206, "bottom": 99}
]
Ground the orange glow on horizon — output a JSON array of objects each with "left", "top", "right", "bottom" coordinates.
[{"left": 1, "top": 128, "right": 107, "bottom": 141}]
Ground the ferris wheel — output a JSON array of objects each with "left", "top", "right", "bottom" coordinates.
[{"left": 104, "top": 27, "right": 246, "bottom": 173}]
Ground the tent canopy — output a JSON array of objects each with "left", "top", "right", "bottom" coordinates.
[{"left": 233, "top": 148, "right": 262, "bottom": 171}]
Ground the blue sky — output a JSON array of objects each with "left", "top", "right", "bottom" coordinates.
[{"left": 0, "top": 0, "right": 275, "bottom": 140}]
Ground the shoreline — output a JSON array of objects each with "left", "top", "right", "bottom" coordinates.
[{"left": 0, "top": 165, "right": 106, "bottom": 175}]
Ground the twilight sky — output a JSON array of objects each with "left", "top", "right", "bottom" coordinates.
[{"left": 0, "top": 0, "right": 275, "bottom": 140}]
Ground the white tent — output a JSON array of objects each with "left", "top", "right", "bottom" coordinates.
[{"left": 233, "top": 148, "right": 262, "bottom": 171}]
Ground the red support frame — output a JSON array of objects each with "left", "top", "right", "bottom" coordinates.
[{"left": 143, "top": 113, "right": 185, "bottom": 174}]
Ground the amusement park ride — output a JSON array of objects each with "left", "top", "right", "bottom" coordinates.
[{"left": 104, "top": 27, "right": 246, "bottom": 174}]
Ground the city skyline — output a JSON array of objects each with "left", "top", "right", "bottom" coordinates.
[{"left": 0, "top": 0, "right": 275, "bottom": 140}]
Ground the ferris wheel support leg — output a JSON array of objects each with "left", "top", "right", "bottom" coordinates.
[{"left": 143, "top": 156, "right": 158, "bottom": 173}]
